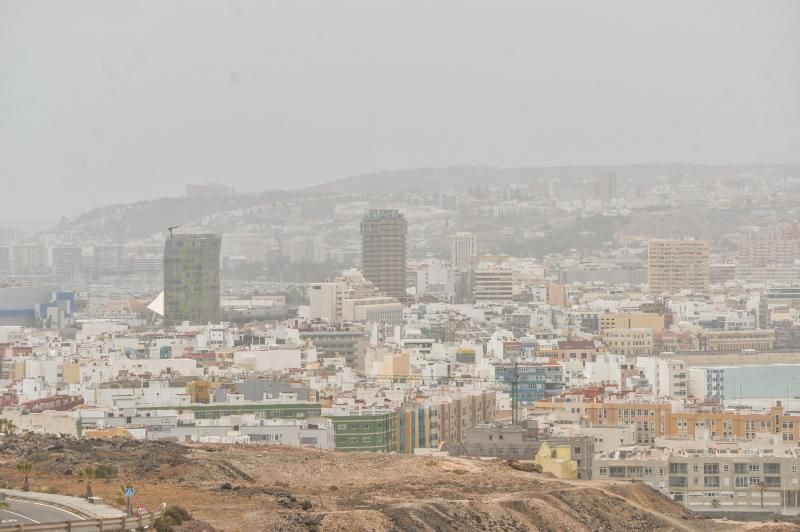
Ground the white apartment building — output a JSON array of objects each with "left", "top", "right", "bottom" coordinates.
[
  {"left": 450, "top": 232, "right": 477, "bottom": 270},
  {"left": 689, "top": 367, "right": 726, "bottom": 401},
  {"left": 308, "top": 282, "right": 346, "bottom": 321}
]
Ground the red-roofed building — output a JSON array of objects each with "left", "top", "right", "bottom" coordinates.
[{"left": 557, "top": 339, "right": 598, "bottom": 365}]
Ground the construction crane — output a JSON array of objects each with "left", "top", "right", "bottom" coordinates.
[
  {"left": 167, "top": 225, "right": 179, "bottom": 237},
  {"left": 510, "top": 360, "right": 520, "bottom": 425}
]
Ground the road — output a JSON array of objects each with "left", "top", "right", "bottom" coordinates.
[{"left": 0, "top": 498, "right": 84, "bottom": 527}]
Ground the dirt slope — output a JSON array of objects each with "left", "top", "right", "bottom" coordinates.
[{"left": 1, "top": 434, "right": 798, "bottom": 531}]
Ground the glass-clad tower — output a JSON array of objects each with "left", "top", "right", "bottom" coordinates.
[{"left": 164, "top": 233, "right": 221, "bottom": 326}]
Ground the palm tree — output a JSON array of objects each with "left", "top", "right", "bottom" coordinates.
[
  {"left": 0, "top": 418, "right": 15, "bottom": 435},
  {"left": 17, "top": 461, "right": 32, "bottom": 492},
  {"left": 80, "top": 466, "right": 95, "bottom": 499},
  {"left": 757, "top": 481, "right": 767, "bottom": 508}
]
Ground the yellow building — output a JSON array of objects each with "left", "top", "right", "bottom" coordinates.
[
  {"left": 84, "top": 427, "right": 131, "bottom": 439},
  {"left": 700, "top": 329, "right": 775, "bottom": 352},
  {"left": 186, "top": 380, "right": 211, "bottom": 403},
  {"left": 546, "top": 283, "right": 567, "bottom": 308},
  {"left": 599, "top": 312, "right": 665, "bottom": 333},
  {"left": 534, "top": 441, "right": 578, "bottom": 479},
  {"left": 648, "top": 239, "right": 709, "bottom": 294},
  {"left": 62, "top": 363, "right": 81, "bottom": 385},
  {"left": 600, "top": 327, "right": 653, "bottom": 356}
]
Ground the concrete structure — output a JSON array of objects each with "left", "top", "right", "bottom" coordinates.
[
  {"left": 472, "top": 268, "right": 513, "bottom": 302},
  {"left": 534, "top": 441, "right": 579, "bottom": 479},
  {"left": 308, "top": 282, "right": 346, "bottom": 321},
  {"left": 648, "top": 239, "right": 710, "bottom": 294},
  {"left": 0, "top": 285, "right": 59, "bottom": 326},
  {"left": 93, "top": 245, "right": 126, "bottom": 273},
  {"left": 537, "top": 400, "right": 800, "bottom": 444},
  {"left": 601, "top": 327, "right": 653, "bottom": 356},
  {"left": 450, "top": 232, "right": 477, "bottom": 270},
  {"left": 495, "top": 363, "right": 564, "bottom": 404},
  {"left": 52, "top": 246, "right": 83, "bottom": 279},
  {"left": 360, "top": 209, "right": 407, "bottom": 300},
  {"left": 164, "top": 233, "right": 221, "bottom": 326},
  {"left": 688, "top": 366, "right": 726, "bottom": 401},
  {"left": 332, "top": 410, "right": 398, "bottom": 452},
  {"left": 594, "top": 443, "right": 800, "bottom": 512}
]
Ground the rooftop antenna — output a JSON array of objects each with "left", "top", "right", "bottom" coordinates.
[{"left": 168, "top": 226, "right": 179, "bottom": 237}]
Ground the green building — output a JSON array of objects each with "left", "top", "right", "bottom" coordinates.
[
  {"left": 164, "top": 233, "right": 221, "bottom": 327},
  {"left": 333, "top": 411, "right": 398, "bottom": 452},
  {"left": 137, "top": 402, "right": 322, "bottom": 420}
]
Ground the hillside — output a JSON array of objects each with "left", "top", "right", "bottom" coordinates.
[
  {"left": 304, "top": 163, "right": 800, "bottom": 195},
  {"left": 0, "top": 434, "right": 796, "bottom": 531}
]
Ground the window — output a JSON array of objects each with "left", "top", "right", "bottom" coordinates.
[
  {"left": 764, "top": 463, "right": 781, "bottom": 475},
  {"left": 749, "top": 477, "right": 761, "bottom": 486},
  {"left": 749, "top": 464, "right": 761, "bottom": 472},
  {"left": 722, "top": 464, "right": 729, "bottom": 473},
  {"left": 734, "top": 463, "right": 748, "bottom": 474},
  {"left": 670, "top": 463, "right": 688, "bottom": 475},
  {"left": 692, "top": 464, "right": 699, "bottom": 473},
  {"left": 693, "top": 477, "right": 699, "bottom": 486},
  {"left": 735, "top": 476, "right": 748, "bottom": 488},
  {"left": 644, "top": 467, "right": 653, "bottom": 476},
  {"left": 765, "top": 476, "right": 781, "bottom": 487},
  {"left": 704, "top": 476, "right": 720, "bottom": 488},
  {"left": 669, "top": 476, "right": 687, "bottom": 488},
  {"left": 609, "top": 467, "right": 625, "bottom": 478},
  {"left": 599, "top": 467, "right": 608, "bottom": 476},
  {"left": 793, "top": 464, "right": 798, "bottom": 473},
  {"left": 704, "top": 463, "right": 719, "bottom": 475}
]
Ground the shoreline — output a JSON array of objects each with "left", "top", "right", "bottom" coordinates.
[{"left": 664, "top": 352, "right": 800, "bottom": 367}]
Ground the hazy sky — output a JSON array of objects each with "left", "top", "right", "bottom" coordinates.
[{"left": 2, "top": 1, "right": 799, "bottom": 227}]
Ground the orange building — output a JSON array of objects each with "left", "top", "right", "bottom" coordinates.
[{"left": 538, "top": 400, "right": 800, "bottom": 445}]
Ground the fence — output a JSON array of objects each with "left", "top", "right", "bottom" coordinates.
[{"left": 0, "top": 504, "right": 165, "bottom": 532}]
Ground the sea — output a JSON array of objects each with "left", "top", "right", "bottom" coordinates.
[{"left": 715, "top": 364, "right": 800, "bottom": 409}]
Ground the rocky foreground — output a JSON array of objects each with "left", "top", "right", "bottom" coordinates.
[{"left": 1, "top": 433, "right": 799, "bottom": 531}]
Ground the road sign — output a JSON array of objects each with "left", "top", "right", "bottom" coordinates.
[
  {"left": 124, "top": 487, "right": 136, "bottom": 497},
  {"left": 136, "top": 505, "right": 148, "bottom": 516}
]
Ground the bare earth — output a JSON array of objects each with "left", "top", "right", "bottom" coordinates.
[{"left": 0, "top": 434, "right": 798, "bottom": 531}]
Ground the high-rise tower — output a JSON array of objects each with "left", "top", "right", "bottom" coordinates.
[
  {"left": 648, "top": 239, "right": 709, "bottom": 294},
  {"left": 164, "top": 233, "right": 221, "bottom": 326},
  {"left": 450, "top": 232, "right": 477, "bottom": 270},
  {"left": 360, "top": 209, "right": 407, "bottom": 300}
]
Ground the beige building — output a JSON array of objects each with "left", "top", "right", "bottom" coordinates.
[
  {"left": 648, "top": 239, "right": 709, "bottom": 294},
  {"left": 472, "top": 268, "right": 513, "bottom": 302},
  {"left": 435, "top": 391, "right": 496, "bottom": 445},
  {"left": 699, "top": 329, "right": 775, "bottom": 352},
  {"left": 601, "top": 327, "right": 653, "bottom": 356},
  {"left": 599, "top": 312, "right": 665, "bottom": 333},
  {"left": 594, "top": 442, "right": 800, "bottom": 511}
]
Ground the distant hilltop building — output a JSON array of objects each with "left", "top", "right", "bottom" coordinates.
[
  {"left": 648, "top": 239, "right": 709, "bottom": 294},
  {"left": 360, "top": 209, "right": 407, "bottom": 301},
  {"left": 164, "top": 233, "right": 221, "bottom": 326},
  {"left": 450, "top": 232, "right": 477, "bottom": 271},
  {"left": 185, "top": 184, "right": 234, "bottom": 199}
]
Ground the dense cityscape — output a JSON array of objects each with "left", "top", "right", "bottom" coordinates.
[
  {"left": 3, "top": 0, "right": 799, "bottom": 530},
  {"left": 3, "top": 165, "right": 800, "bottom": 528}
]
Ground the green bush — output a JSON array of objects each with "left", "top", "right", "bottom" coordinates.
[{"left": 94, "top": 464, "right": 118, "bottom": 479}]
